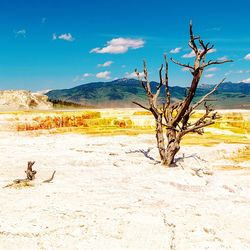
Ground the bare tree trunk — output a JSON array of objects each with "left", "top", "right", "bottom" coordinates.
[
  {"left": 156, "top": 118, "right": 180, "bottom": 166},
  {"left": 155, "top": 116, "right": 166, "bottom": 163},
  {"left": 163, "top": 129, "right": 180, "bottom": 167}
]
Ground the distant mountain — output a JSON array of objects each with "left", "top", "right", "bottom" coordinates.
[
  {"left": 217, "top": 82, "right": 250, "bottom": 94},
  {"left": 198, "top": 82, "right": 250, "bottom": 94},
  {"left": 46, "top": 78, "right": 250, "bottom": 109}
]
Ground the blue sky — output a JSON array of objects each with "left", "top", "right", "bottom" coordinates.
[{"left": 0, "top": 0, "right": 250, "bottom": 91}]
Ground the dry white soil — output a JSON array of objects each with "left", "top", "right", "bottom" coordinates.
[{"left": 0, "top": 132, "right": 250, "bottom": 250}]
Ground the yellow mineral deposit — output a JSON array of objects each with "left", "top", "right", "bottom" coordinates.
[{"left": 0, "top": 109, "right": 248, "bottom": 153}]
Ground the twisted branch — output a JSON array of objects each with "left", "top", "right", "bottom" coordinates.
[
  {"left": 202, "top": 59, "right": 233, "bottom": 69},
  {"left": 191, "top": 78, "right": 226, "bottom": 111},
  {"left": 170, "top": 58, "right": 194, "bottom": 70}
]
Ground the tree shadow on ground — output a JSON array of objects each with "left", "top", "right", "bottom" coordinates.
[
  {"left": 126, "top": 148, "right": 208, "bottom": 167},
  {"left": 125, "top": 148, "right": 160, "bottom": 164}
]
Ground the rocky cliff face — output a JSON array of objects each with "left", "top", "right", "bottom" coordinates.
[{"left": 0, "top": 90, "right": 53, "bottom": 110}]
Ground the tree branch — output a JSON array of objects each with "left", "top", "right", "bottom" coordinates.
[
  {"left": 188, "top": 20, "right": 200, "bottom": 53},
  {"left": 157, "top": 64, "right": 164, "bottom": 90},
  {"left": 43, "top": 171, "right": 56, "bottom": 183},
  {"left": 143, "top": 60, "right": 153, "bottom": 97},
  {"left": 132, "top": 101, "right": 150, "bottom": 111},
  {"left": 191, "top": 78, "right": 226, "bottom": 111},
  {"left": 199, "top": 40, "right": 214, "bottom": 59},
  {"left": 183, "top": 101, "right": 221, "bottom": 136},
  {"left": 135, "top": 68, "right": 147, "bottom": 92},
  {"left": 164, "top": 54, "right": 171, "bottom": 108},
  {"left": 156, "top": 120, "right": 179, "bottom": 131},
  {"left": 170, "top": 57, "right": 195, "bottom": 70},
  {"left": 181, "top": 120, "right": 215, "bottom": 136},
  {"left": 154, "top": 64, "right": 164, "bottom": 102},
  {"left": 202, "top": 59, "right": 233, "bottom": 69}
]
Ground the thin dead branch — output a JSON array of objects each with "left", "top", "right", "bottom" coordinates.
[
  {"left": 191, "top": 78, "right": 226, "bottom": 111},
  {"left": 43, "top": 171, "right": 56, "bottom": 183},
  {"left": 170, "top": 58, "right": 194, "bottom": 70},
  {"left": 202, "top": 59, "right": 233, "bottom": 69},
  {"left": 164, "top": 54, "right": 171, "bottom": 107},
  {"left": 132, "top": 101, "right": 150, "bottom": 110}
]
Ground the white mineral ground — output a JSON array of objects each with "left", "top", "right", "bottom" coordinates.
[{"left": 0, "top": 112, "right": 250, "bottom": 249}]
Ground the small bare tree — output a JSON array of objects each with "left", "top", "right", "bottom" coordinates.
[{"left": 133, "top": 21, "right": 232, "bottom": 167}]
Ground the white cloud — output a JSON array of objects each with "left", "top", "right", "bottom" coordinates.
[
  {"left": 240, "top": 78, "right": 250, "bottom": 83},
  {"left": 125, "top": 71, "right": 144, "bottom": 79},
  {"left": 205, "top": 74, "right": 215, "bottom": 78},
  {"left": 217, "top": 56, "right": 228, "bottom": 61},
  {"left": 90, "top": 37, "right": 145, "bottom": 54},
  {"left": 98, "top": 61, "right": 113, "bottom": 67},
  {"left": 208, "top": 48, "right": 216, "bottom": 54},
  {"left": 52, "top": 33, "right": 75, "bottom": 41},
  {"left": 83, "top": 73, "right": 93, "bottom": 77},
  {"left": 206, "top": 67, "right": 218, "bottom": 72},
  {"left": 182, "top": 50, "right": 196, "bottom": 58},
  {"left": 96, "top": 71, "right": 111, "bottom": 79},
  {"left": 170, "top": 47, "right": 182, "bottom": 54},
  {"left": 182, "top": 67, "right": 190, "bottom": 72},
  {"left": 244, "top": 53, "right": 250, "bottom": 60},
  {"left": 15, "top": 29, "right": 26, "bottom": 37},
  {"left": 58, "top": 33, "right": 74, "bottom": 41}
]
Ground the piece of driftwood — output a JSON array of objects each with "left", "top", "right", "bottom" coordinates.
[
  {"left": 3, "top": 161, "right": 56, "bottom": 188},
  {"left": 3, "top": 179, "right": 33, "bottom": 189},
  {"left": 3, "top": 161, "right": 37, "bottom": 188},
  {"left": 43, "top": 171, "right": 56, "bottom": 183},
  {"left": 25, "top": 161, "right": 37, "bottom": 180}
]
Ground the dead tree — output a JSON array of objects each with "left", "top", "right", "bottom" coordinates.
[{"left": 133, "top": 21, "right": 232, "bottom": 167}]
